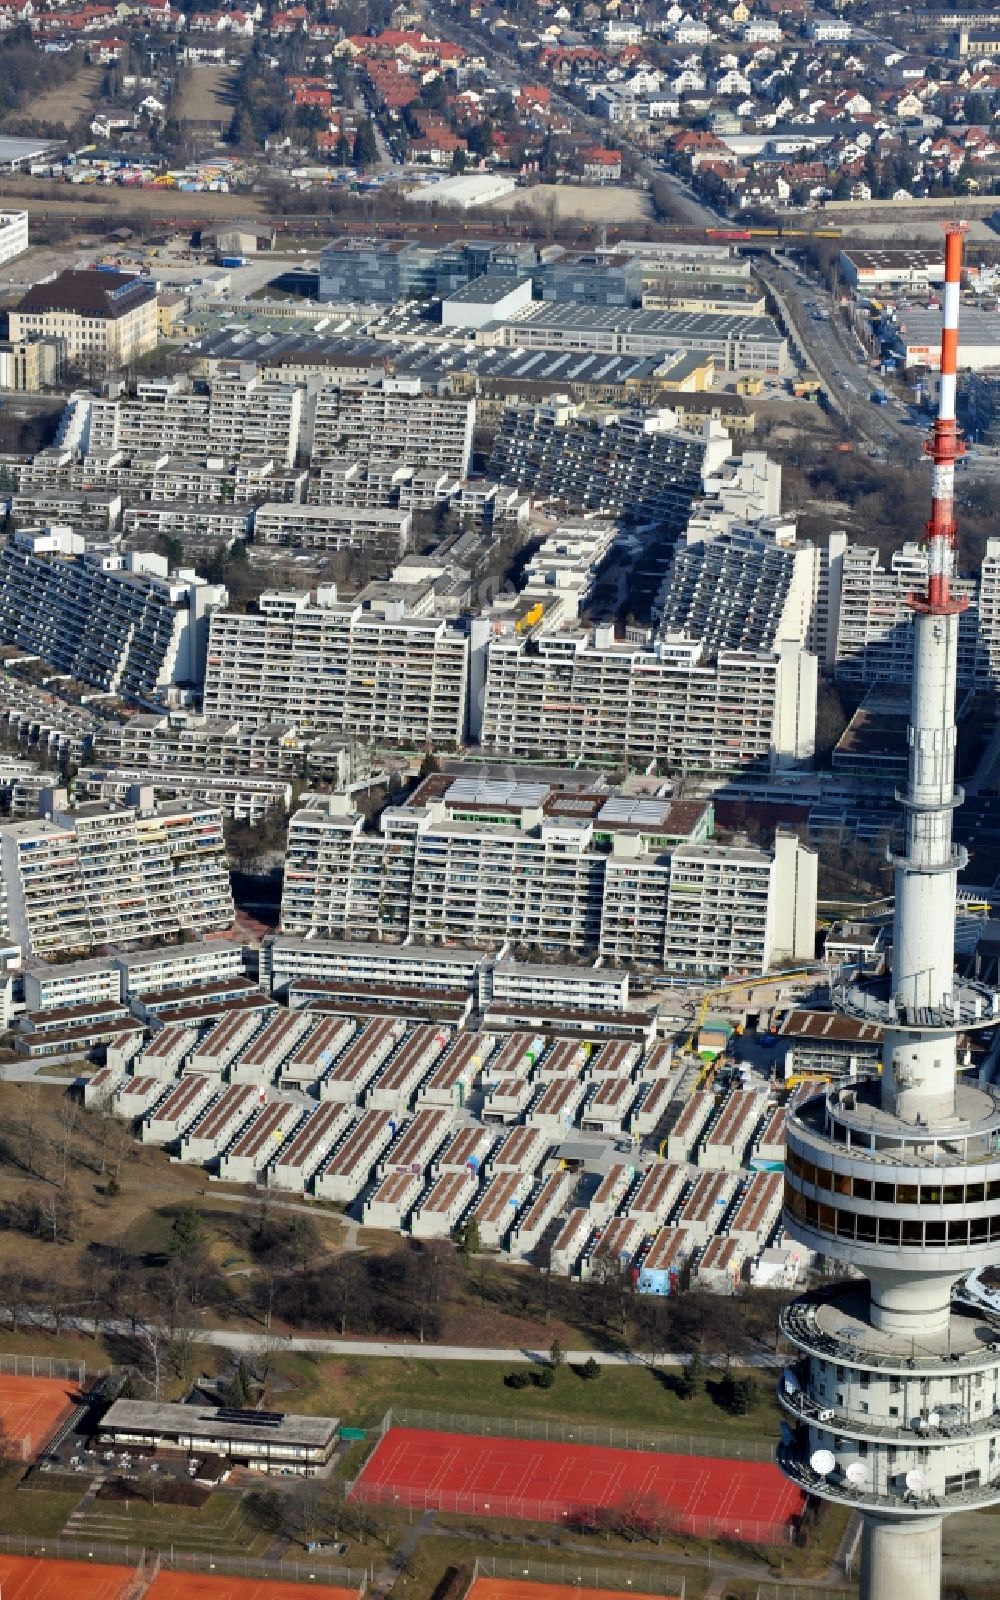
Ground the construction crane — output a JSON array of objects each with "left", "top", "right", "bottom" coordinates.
[{"left": 679, "top": 967, "right": 818, "bottom": 1057}]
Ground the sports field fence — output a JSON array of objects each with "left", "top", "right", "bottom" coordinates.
[
  {"left": 473, "top": 1554, "right": 689, "bottom": 1596},
  {"left": 352, "top": 1480, "right": 792, "bottom": 1547},
  {"left": 0, "top": 1354, "right": 88, "bottom": 1384},
  {"left": 379, "top": 1410, "right": 775, "bottom": 1463},
  {"left": 0, "top": 1532, "right": 368, "bottom": 1593},
  {"left": 753, "top": 1588, "right": 855, "bottom": 1600}
]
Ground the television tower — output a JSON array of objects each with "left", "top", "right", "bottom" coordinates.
[{"left": 778, "top": 223, "right": 1000, "bottom": 1600}]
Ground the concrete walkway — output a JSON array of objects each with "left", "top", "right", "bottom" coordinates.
[{"left": 15, "top": 1300, "right": 781, "bottom": 1369}]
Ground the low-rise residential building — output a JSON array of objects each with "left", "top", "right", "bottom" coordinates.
[{"left": 253, "top": 502, "right": 412, "bottom": 554}]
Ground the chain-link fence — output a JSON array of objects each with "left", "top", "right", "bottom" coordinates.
[
  {"left": 382, "top": 1409, "right": 775, "bottom": 1463},
  {"left": 752, "top": 1588, "right": 855, "bottom": 1600},
  {"left": 353, "top": 1480, "right": 791, "bottom": 1547},
  {"left": 0, "top": 1532, "right": 368, "bottom": 1592},
  {"left": 473, "top": 1554, "right": 688, "bottom": 1596},
  {"left": 0, "top": 1353, "right": 88, "bottom": 1383}
]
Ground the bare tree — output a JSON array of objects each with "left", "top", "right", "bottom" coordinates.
[
  {"left": 135, "top": 1320, "right": 170, "bottom": 1400},
  {"left": 19, "top": 1084, "right": 43, "bottom": 1177},
  {"left": 56, "top": 1095, "right": 79, "bottom": 1189},
  {"left": 0, "top": 1266, "right": 33, "bottom": 1333},
  {"left": 167, "top": 1327, "right": 205, "bottom": 1386},
  {"left": 250, "top": 1333, "right": 283, "bottom": 1400}
]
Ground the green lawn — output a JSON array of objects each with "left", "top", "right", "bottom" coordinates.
[
  {"left": 273, "top": 1353, "right": 781, "bottom": 1446},
  {"left": 0, "top": 1471, "right": 83, "bottom": 1537}
]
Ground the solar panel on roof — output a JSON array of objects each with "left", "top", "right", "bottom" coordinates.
[{"left": 214, "top": 1408, "right": 286, "bottom": 1426}]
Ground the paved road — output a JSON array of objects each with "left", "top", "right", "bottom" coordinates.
[{"left": 16, "top": 1304, "right": 783, "bottom": 1367}]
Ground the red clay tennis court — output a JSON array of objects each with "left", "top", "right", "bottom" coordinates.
[
  {"left": 353, "top": 1427, "right": 803, "bottom": 1542},
  {"left": 0, "top": 1557, "right": 361, "bottom": 1600},
  {"left": 469, "top": 1583, "right": 680, "bottom": 1600},
  {"left": 0, "top": 1376, "right": 80, "bottom": 1460}
]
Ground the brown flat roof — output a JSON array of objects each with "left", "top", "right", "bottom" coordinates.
[{"left": 779, "top": 1009, "right": 883, "bottom": 1043}]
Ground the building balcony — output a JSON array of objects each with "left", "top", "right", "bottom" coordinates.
[
  {"left": 779, "top": 1440, "right": 1000, "bottom": 1517},
  {"left": 778, "top": 1380, "right": 1000, "bottom": 1448},
  {"left": 780, "top": 1286, "right": 1000, "bottom": 1375},
  {"left": 833, "top": 975, "right": 999, "bottom": 1033}
]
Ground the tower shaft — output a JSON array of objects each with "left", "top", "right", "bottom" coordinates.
[{"left": 777, "top": 223, "right": 1000, "bottom": 1600}]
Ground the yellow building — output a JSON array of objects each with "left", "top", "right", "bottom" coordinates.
[{"left": 10, "top": 269, "right": 158, "bottom": 371}]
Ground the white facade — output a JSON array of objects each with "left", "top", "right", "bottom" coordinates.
[
  {"left": 202, "top": 590, "right": 469, "bottom": 747},
  {"left": 441, "top": 277, "right": 533, "bottom": 331},
  {"left": 0, "top": 540, "right": 227, "bottom": 701},
  {"left": 0, "top": 211, "right": 28, "bottom": 266},
  {"left": 477, "top": 628, "right": 816, "bottom": 772},
  {"left": 0, "top": 797, "right": 233, "bottom": 959}
]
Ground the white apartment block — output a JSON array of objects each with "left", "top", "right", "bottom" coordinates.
[
  {"left": 68, "top": 452, "right": 305, "bottom": 507},
  {"left": 74, "top": 764, "right": 293, "bottom": 824},
  {"left": 253, "top": 503, "right": 412, "bottom": 554},
  {"left": 486, "top": 959, "right": 631, "bottom": 1014},
  {"left": 309, "top": 377, "right": 475, "bottom": 477},
  {"left": 0, "top": 534, "right": 227, "bottom": 702},
  {"left": 263, "top": 933, "right": 487, "bottom": 998},
  {"left": 0, "top": 795, "right": 233, "bottom": 959},
  {"left": 476, "top": 626, "right": 816, "bottom": 772},
  {"left": 94, "top": 713, "right": 351, "bottom": 788},
  {"left": 0, "top": 212, "right": 28, "bottom": 267},
  {"left": 202, "top": 588, "right": 469, "bottom": 747},
  {"left": 658, "top": 518, "right": 818, "bottom": 655},
  {"left": 834, "top": 538, "right": 998, "bottom": 688},
  {"left": 23, "top": 956, "right": 122, "bottom": 1013},
  {"left": 278, "top": 793, "right": 816, "bottom": 975},
  {"left": 113, "top": 940, "right": 245, "bottom": 999},
  {"left": 599, "top": 828, "right": 816, "bottom": 976},
  {"left": 84, "top": 371, "right": 303, "bottom": 467},
  {"left": 122, "top": 503, "right": 251, "bottom": 544}
]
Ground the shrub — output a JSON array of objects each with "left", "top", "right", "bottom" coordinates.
[
  {"left": 504, "top": 1370, "right": 531, "bottom": 1389},
  {"left": 581, "top": 1357, "right": 601, "bottom": 1381}
]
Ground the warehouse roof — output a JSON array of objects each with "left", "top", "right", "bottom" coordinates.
[{"left": 499, "top": 303, "right": 782, "bottom": 341}]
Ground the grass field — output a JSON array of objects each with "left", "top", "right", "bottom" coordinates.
[
  {"left": 29, "top": 65, "right": 101, "bottom": 128},
  {"left": 0, "top": 1469, "right": 82, "bottom": 1538},
  {"left": 176, "top": 66, "right": 237, "bottom": 125},
  {"left": 267, "top": 1353, "right": 781, "bottom": 1444}
]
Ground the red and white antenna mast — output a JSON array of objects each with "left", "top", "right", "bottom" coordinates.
[{"left": 919, "top": 220, "right": 967, "bottom": 614}]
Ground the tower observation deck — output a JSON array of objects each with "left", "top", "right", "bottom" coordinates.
[{"left": 777, "top": 225, "right": 1000, "bottom": 1600}]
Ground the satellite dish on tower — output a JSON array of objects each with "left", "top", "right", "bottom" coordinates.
[
  {"left": 905, "top": 1469, "right": 926, "bottom": 1494},
  {"left": 810, "top": 1450, "right": 836, "bottom": 1476},
  {"left": 846, "top": 1462, "right": 869, "bottom": 1487}
]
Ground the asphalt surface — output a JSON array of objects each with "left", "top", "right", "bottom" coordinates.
[{"left": 9, "top": 1305, "right": 783, "bottom": 1367}]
